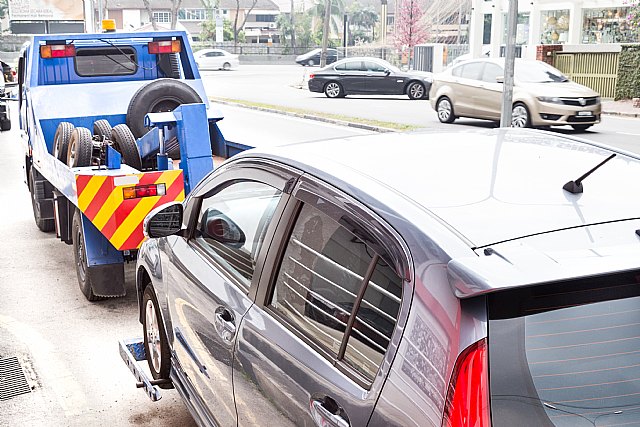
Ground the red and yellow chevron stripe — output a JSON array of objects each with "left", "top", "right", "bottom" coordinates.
[{"left": 75, "top": 170, "right": 185, "bottom": 251}]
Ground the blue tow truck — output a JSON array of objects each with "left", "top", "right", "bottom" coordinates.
[{"left": 18, "top": 29, "right": 240, "bottom": 301}]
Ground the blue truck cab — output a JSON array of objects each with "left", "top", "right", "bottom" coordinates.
[{"left": 18, "top": 30, "right": 229, "bottom": 301}]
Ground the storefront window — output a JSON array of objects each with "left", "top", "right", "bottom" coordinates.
[
  {"left": 502, "top": 13, "right": 530, "bottom": 45},
  {"left": 582, "top": 7, "right": 640, "bottom": 43},
  {"left": 541, "top": 10, "right": 569, "bottom": 44}
]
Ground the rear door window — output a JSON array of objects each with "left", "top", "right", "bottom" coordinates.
[{"left": 488, "top": 272, "right": 640, "bottom": 427}]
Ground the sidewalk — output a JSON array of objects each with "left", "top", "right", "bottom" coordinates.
[{"left": 602, "top": 99, "right": 640, "bottom": 118}]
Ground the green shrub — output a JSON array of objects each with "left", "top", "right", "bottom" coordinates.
[{"left": 615, "top": 44, "right": 640, "bottom": 100}]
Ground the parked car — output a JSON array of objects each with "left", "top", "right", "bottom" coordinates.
[
  {"left": 194, "top": 48, "right": 239, "bottom": 70},
  {"left": 0, "top": 76, "right": 10, "bottom": 131},
  {"left": 308, "top": 57, "right": 432, "bottom": 99},
  {"left": 136, "top": 127, "right": 640, "bottom": 426},
  {"left": 429, "top": 58, "right": 601, "bottom": 131},
  {"left": 296, "top": 48, "right": 341, "bottom": 66}
]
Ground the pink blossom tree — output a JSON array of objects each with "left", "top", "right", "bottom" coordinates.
[{"left": 393, "top": 0, "right": 429, "bottom": 57}]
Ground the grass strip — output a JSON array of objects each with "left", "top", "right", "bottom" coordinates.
[{"left": 211, "top": 97, "right": 419, "bottom": 132}]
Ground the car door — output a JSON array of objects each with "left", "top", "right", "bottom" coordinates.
[
  {"left": 165, "top": 160, "right": 300, "bottom": 426},
  {"left": 233, "top": 175, "right": 410, "bottom": 427},
  {"left": 450, "top": 61, "right": 485, "bottom": 117},
  {"left": 334, "top": 60, "right": 366, "bottom": 93},
  {"left": 362, "top": 60, "right": 403, "bottom": 94},
  {"left": 474, "top": 62, "right": 504, "bottom": 120}
]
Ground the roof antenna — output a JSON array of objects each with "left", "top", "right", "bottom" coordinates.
[{"left": 563, "top": 153, "right": 616, "bottom": 194}]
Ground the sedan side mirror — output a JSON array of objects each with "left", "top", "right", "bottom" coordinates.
[
  {"left": 144, "top": 202, "right": 184, "bottom": 238},
  {"left": 384, "top": 69, "right": 391, "bottom": 76},
  {"left": 496, "top": 76, "right": 504, "bottom": 83},
  {"left": 201, "top": 208, "right": 246, "bottom": 248}
]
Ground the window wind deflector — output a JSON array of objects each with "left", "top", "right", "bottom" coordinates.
[{"left": 563, "top": 153, "right": 616, "bottom": 194}]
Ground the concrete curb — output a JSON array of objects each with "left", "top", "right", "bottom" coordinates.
[
  {"left": 210, "top": 98, "right": 397, "bottom": 133},
  {"left": 602, "top": 111, "right": 640, "bottom": 118}
]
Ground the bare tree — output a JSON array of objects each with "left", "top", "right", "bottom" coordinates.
[
  {"left": 233, "top": 0, "right": 259, "bottom": 45},
  {"left": 142, "top": 0, "right": 158, "bottom": 30},
  {"left": 170, "top": 0, "right": 184, "bottom": 29}
]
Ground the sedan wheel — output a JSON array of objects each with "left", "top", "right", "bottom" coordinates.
[
  {"left": 511, "top": 103, "right": 530, "bottom": 128},
  {"left": 223, "top": 62, "right": 231, "bottom": 70},
  {"left": 407, "top": 82, "right": 425, "bottom": 100},
  {"left": 307, "top": 59, "right": 315, "bottom": 66},
  {"left": 324, "top": 82, "right": 344, "bottom": 99},
  {"left": 436, "top": 97, "right": 455, "bottom": 123}
]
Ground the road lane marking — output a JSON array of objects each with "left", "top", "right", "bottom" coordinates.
[{"left": 616, "top": 132, "right": 640, "bottom": 136}]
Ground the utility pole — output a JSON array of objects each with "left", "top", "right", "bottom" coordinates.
[
  {"left": 343, "top": 13, "right": 348, "bottom": 57},
  {"left": 320, "top": 0, "right": 331, "bottom": 67},
  {"left": 500, "top": 0, "right": 518, "bottom": 128}
]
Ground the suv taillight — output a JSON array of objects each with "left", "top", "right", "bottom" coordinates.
[{"left": 442, "top": 338, "right": 490, "bottom": 427}]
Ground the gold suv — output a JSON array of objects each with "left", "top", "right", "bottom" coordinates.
[{"left": 429, "top": 58, "right": 601, "bottom": 131}]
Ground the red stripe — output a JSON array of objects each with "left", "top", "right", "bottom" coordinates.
[
  {"left": 119, "top": 174, "right": 185, "bottom": 250},
  {"left": 76, "top": 175, "right": 93, "bottom": 196},
  {"left": 83, "top": 178, "right": 114, "bottom": 221},
  {"left": 138, "top": 172, "right": 162, "bottom": 186},
  {"left": 102, "top": 198, "right": 142, "bottom": 240}
]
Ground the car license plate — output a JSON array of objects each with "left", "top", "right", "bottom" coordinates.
[{"left": 577, "top": 111, "right": 593, "bottom": 116}]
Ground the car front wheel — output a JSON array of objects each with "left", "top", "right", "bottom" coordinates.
[
  {"left": 324, "top": 82, "right": 344, "bottom": 98},
  {"left": 436, "top": 97, "right": 455, "bottom": 123},
  {"left": 143, "top": 284, "right": 172, "bottom": 388},
  {"left": 407, "top": 82, "right": 425, "bottom": 100},
  {"left": 511, "top": 103, "right": 531, "bottom": 128}
]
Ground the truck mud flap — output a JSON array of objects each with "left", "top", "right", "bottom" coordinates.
[{"left": 119, "top": 338, "right": 168, "bottom": 402}]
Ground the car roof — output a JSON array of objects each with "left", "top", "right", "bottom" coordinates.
[{"left": 238, "top": 129, "right": 640, "bottom": 249}]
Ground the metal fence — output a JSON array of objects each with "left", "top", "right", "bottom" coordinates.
[{"left": 554, "top": 51, "right": 619, "bottom": 99}]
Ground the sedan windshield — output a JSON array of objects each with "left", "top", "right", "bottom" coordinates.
[{"left": 515, "top": 62, "right": 569, "bottom": 83}]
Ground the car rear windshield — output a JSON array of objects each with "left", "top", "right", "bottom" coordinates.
[
  {"left": 488, "top": 271, "right": 640, "bottom": 427},
  {"left": 75, "top": 46, "right": 137, "bottom": 76}
]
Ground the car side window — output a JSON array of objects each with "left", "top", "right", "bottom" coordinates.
[
  {"left": 345, "top": 60, "right": 363, "bottom": 71},
  {"left": 364, "top": 61, "right": 385, "bottom": 72},
  {"left": 269, "top": 203, "right": 403, "bottom": 384},
  {"left": 335, "top": 62, "right": 346, "bottom": 71},
  {"left": 482, "top": 63, "right": 503, "bottom": 83},
  {"left": 452, "top": 65, "right": 463, "bottom": 77},
  {"left": 194, "top": 181, "right": 283, "bottom": 290},
  {"left": 460, "top": 62, "right": 484, "bottom": 80}
]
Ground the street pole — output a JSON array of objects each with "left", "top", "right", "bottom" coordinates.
[
  {"left": 500, "top": 0, "right": 518, "bottom": 128},
  {"left": 320, "top": 0, "right": 331, "bottom": 67},
  {"left": 343, "top": 13, "right": 348, "bottom": 57}
]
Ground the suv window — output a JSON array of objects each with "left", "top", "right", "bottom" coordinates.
[
  {"left": 269, "top": 203, "right": 403, "bottom": 383},
  {"left": 75, "top": 47, "right": 137, "bottom": 76},
  {"left": 194, "top": 181, "right": 282, "bottom": 290},
  {"left": 459, "top": 61, "right": 484, "bottom": 80},
  {"left": 482, "top": 63, "right": 503, "bottom": 83}
]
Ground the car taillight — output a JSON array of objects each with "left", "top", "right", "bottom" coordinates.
[
  {"left": 40, "top": 44, "right": 76, "bottom": 58},
  {"left": 309, "top": 73, "right": 315, "bottom": 79},
  {"left": 442, "top": 339, "right": 490, "bottom": 427},
  {"left": 123, "top": 184, "right": 166, "bottom": 200},
  {"left": 148, "top": 40, "right": 181, "bottom": 54}
]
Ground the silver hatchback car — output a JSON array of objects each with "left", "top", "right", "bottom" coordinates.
[{"left": 136, "top": 128, "right": 640, "bottom": 426}]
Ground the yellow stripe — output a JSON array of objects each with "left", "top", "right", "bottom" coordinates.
[
  {"left": 109, "top": 172, "right": 183, "bottom": 249},
  {"left": 93, "top": 186, "right": 125, "bottom": 230},
  {"left": 77, "top": 176, "right": 108, "bottom": 212}
]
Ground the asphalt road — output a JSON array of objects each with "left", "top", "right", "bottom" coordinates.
[{"left": 200, "top": 64, "right": 640, "bottom": 153}]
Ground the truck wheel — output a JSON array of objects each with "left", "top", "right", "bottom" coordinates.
[
  {"left": 72, "top": 210, "right": 103, "bottom": 301},
  {"left": 0, "top": 119, "right": 10, "bottom": 131},
  {"left": 111, "top": 124, "right": 142, "bottom": 170},
  {"left": 92, "top": 119, "right": 112, "bottom": 139},
  {"left": 29, "top": 167, "right": 55, "bottom": 232},
  {"left": 67, "top": 127, "right": 93, "bottom": 167},
  {"left": 53, "top": 122, "right": 74, "bottom": 162},
  {"left": 126, "top": 78, "right": 202, "bottom": 138},
  {"left": 142, "top": 284, "right": 172, "bottom": 388}
]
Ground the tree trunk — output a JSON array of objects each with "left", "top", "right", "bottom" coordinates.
[
  {"left": 142, "top": 0, "right": 158, "bottom": 30},
  {"left": 170, "top": 0, "right": 184, "bottom": 30},
  {"left": 234, "top": 0, "right": 241, "bottom": 47},
  {"left": 290, "top": 0, "right": 296, "bottom": 49}
]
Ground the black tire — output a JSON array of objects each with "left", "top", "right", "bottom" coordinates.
[
  {"left": 511, "top": 102, "right": 531, "bottom": 128},
  {"left": 436, "top": 96, "right": 456, "bottom": 123},
  {"left": 571, "top": 124, "right": 593, "bottom": 132},
  {"left": 53, "top": 122, "right": 74, "bottom": 162},
  {"left": 111, "top": 124, "right": 142, "bottom": 170},
  {"left": 407, "top": 81, "right": 426, "bottom": 100},
  {"left": 92, "top": 119, "right": 112, "bottom": 139},
  {"left": 143, "top": 285, "right": 172, "bottom": 388},
  {"left": 0, "top": 119, "right": 10, "bottom": 131},
  {"left": 126, "top": 79, "right": 202, "bottom": 138},
  {"left": 29, "top": 167, "right": 54, "bottom": 232},
  {"left": 72, "top": 209, "right": 102, "bottom": 301},
  {"left": 67, "top": 127, "right": 93, "bottom": 167},
  {"left": 307, "top": 59, "right": 315, "bottom": 66},
  {"left": 324, "top": 81, "right": 344, "bottom": 99}
]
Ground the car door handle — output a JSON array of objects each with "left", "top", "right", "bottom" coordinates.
[
  {"left": 310, "top": 396, "right": 350, "bottom": 427},
  {"left": 214, "top": 306, "right": 236, "bottom": 342}
]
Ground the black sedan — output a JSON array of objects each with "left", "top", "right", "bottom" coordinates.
[
  {"left": 308, "top": 57, "right": 432, "bottom": 99},
  {"left": 295, "top": 48, "right": 341, "bottom": 66}
]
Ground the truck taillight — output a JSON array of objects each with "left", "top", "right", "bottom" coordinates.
[
  {"left": 40, "top": 44, "right": 76, "bottom": 59},
  {"left": 123, "top": 184, "right": 166, "bottom": 200},
  {"left": 148, "top": 40, "right": 181, "bottom": 54},
  {"left": 442, "top": 339, "right": 490, "bottom": 427}
]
